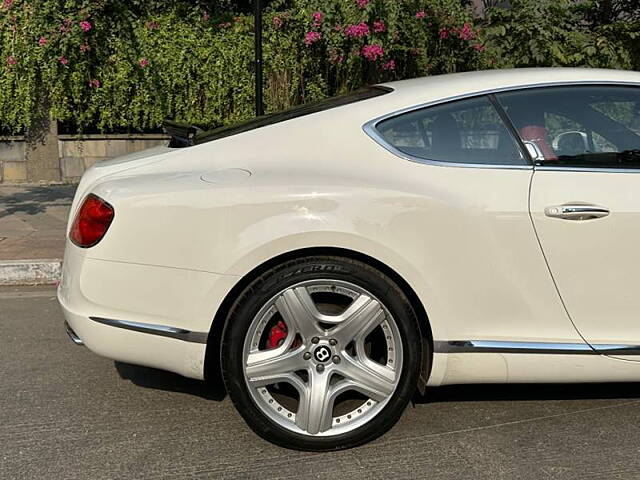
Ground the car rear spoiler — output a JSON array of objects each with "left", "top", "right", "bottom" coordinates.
[{"left": 163, "top": 120, "right": 203, "bottom": 148}]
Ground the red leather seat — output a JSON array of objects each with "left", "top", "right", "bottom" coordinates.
[{"left": 519, "top": 125, "right": 558, "bottom": 161}]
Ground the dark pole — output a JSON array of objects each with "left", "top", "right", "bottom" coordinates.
[{"left": 254, "top": 0, "right": 264, "bottom": 116}]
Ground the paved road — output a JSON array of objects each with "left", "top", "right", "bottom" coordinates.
[{"left": 3, "top": 286, "right": 640, "bottom": 480}]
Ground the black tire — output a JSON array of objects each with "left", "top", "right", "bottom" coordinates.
[{"left": 221, "top": 255, "right": 424, "bottom": 451}]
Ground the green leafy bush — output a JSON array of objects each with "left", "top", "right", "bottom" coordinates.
[
  {"left": 0, "top": 0, "right": 637, "bottom": 134},
  {"left": 482, "top": 0, "right": 639, "bottom": 69},
  {"left": 0, "top": 0, "right": 487, "bottom": 133}
]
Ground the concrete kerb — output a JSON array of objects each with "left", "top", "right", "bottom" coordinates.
[{"left": 0, "top": 259, "right": 61, "bottom": 286}]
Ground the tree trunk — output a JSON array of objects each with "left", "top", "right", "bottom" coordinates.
[{"left": 25, "top": 95, "right": 60, "bottom": 183}]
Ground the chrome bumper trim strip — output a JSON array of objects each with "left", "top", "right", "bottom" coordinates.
[
  {"left": 434, "top": 340, "right": 640, "bottom": 355},
  {"left": 65, "top": 321, "right": 84, "bottom": 346},
  {"left": 89, "top": 317, "right": 208, "bottom": 344}
]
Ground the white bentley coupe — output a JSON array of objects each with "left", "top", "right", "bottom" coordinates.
[{"left": 59, "top": 68, "right": 640, "bottom": 450}]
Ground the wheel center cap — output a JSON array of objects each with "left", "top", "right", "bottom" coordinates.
[{"left": 313, "top": 345, "right": 332, "bottom": 363}]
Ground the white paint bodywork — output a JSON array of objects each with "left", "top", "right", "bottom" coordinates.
[
  {"left": 531, "top": 171, "right": 640, "bottom": 348},
  {"left": 58, "top": 68, "right": 640, "bottom": 385}
]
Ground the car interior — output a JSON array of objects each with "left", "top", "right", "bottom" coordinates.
[{"left": 377, "top": 97, "right": 525, "bottom": 165}]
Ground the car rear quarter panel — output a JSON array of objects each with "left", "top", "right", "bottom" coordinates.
[{"left": 86, "top": 114, "right": 581, "bottom": 355}]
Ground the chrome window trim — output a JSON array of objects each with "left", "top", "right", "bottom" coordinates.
[
  {"left": 90, "top": 316, "right": 208, "bottom": 344},
  {"left": 434, "top": 340, "right": 640, "bottom": 355},
  {"left": 535, "top": 165, "right": 640, "bottom": 174},
  {"left": 363, "top": 80, "right": 640, "bottom": 171}
]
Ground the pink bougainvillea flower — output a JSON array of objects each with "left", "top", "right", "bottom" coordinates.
[
  {"left": 415, "top": 11, "right": 426, "bottom": 19},
  {"left": 6, "top": 55, "right": 16, "bottom": 66},
  {"left": 147, "top": 21, "right": 159, "bottom": 30},
  {"left": 304, "top": 31, "right": 322, "bottom": 46},
  {"left": 59, "top": 56, "right": 69, "bottom": 65},
  {"left": 373, "top": 20, "right": 386, "bottom": 33},
  {"left": 80, "top": 42, "right": 90, "bottom": 52},
  {"left": 80, "top": 21, "right": 92, "bottom": 32},
  {"left": 2, "top": 0, "right": 14, "bottom": 9},
  {"left": 334, "top": 24, "right": 343, "bottom": 32},
  {"left": 89, "top": 78, "right": 101, "bottom": 88},
  {"left": 439, "top": 27, "right": 449, "bottom": 39},
  {"left": 272, "top": 16, "right": 283, "bottom": 29},
  {"left": 139, "top": 58, "right": 150, "bottom": 68},
  {"left": 344, "top": 22, "right": 370, "bottom": 38},
  {"left": 356, "top": 0, "right": 370, "bottom": 8},
  {"left": 38, "top": 37, "right": 47, "bottom": 46},
  {"left": 473, "top": 43, "right": 486, "bottom": 51},
  {"left": 459, "top": 22, "right": 475, "bottom": 40},
  {"left": 312, "top": 11, "right": 324, "bottom": 26},
  {"left": 382, "top": 59, "right": 396, "bottom": 71},
  {"left": 362, "top": 44, "right": 384, "bottom": 61}
]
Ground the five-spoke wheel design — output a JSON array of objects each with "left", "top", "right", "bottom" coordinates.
[
  {"left": 243, "top": 279, "right": 403, "bottom": 436},
  {"left": 222, "top": 256, "right": 422, "bottom": 450}
]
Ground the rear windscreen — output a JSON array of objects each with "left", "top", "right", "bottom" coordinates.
[{"left": 193, "top": 86, "right": 392, "bottom": 145}]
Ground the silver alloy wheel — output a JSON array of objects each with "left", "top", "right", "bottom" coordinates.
[{"left": 242, "top": 279, "right": 403, "bottom": 437}]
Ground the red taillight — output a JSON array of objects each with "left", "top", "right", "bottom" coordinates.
[{"left": 70, "top": 194, "right": 115, "bottom": 248}]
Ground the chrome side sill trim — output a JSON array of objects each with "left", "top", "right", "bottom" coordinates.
[
  {"left": 65, "top": 321, "right": 84, "bottom": 346},
  {"left": 89, "top": 317, "right": 208, "bottom": 344},
  {"left": 434, "top": 340, "right": 640, "bottom": 355},
  {"left": 595, "top": 345, "right": 640, "bottom": 356}
]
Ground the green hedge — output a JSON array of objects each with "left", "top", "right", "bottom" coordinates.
[{"left": 0, "top": 0, "right": 638, "bottom": 134}]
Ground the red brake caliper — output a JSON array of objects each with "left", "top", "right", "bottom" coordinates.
[
  {"left": 266, "top": 320, "right": 289, "bottom": 349},
  {"left": 266, "top": 321, "right": 302, "bottom": 349}
]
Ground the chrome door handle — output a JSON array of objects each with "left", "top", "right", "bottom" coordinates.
[{"left": 544, "top": 204, "right": 610, "bottom": 221}]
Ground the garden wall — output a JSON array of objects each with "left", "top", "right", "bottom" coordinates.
[{"left": 0, "top": 134, "right": 167, "bottom": 183}]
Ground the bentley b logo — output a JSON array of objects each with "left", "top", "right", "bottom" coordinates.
[{"left": 314, "top": 346, "right": 331, "bottom": 363}]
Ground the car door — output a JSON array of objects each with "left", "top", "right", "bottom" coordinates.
[
  {"left": 497, "top": 84, "right": 640, "bottom": 358},
  {"left": 367, "top": 94, "right": 585, "bottom": 353}
]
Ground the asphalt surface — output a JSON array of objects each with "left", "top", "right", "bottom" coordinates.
[{"left": 3, "top": 286, "right": 640, "bottom": 480}]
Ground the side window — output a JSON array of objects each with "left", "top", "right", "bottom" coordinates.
[
  {"left": 497, "top": 86, "right": 640, "bottom": 168},
  {"left": 375, "top": 96, "right": 526, "bottom": 166}
]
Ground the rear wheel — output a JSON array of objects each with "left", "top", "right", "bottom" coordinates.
[{"left": 221, "top": 256, "right": 423, "bottom": 451}]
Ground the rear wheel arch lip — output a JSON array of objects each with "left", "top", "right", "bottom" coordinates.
[{"left": 203, "top": 246, "right": 433, "bottom": 390}]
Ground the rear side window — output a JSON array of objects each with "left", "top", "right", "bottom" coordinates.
[
  {"left": 374, "top": 96, "right": 526, "bottom": 166},
  {"left": 497, "top": 85, "right": 640, "bottom": 168}
]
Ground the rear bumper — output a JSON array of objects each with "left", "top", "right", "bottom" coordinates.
[
  {"left": 57, "top": 242, "right": 240, "bottom": 380},
  {"left": 58, "top": 294, "right": 209, "bottom": 379}
]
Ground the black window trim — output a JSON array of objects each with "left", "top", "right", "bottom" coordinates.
[
  {"left": 166, "top": 86, "right": 394, "bottom": 148},
  {"left": 363, "top": 80, "right": 640, "bottom": 172}
]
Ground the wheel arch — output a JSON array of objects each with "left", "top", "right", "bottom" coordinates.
[{"left": 204, "top": 246, "right": 433, "bottom": 393}]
